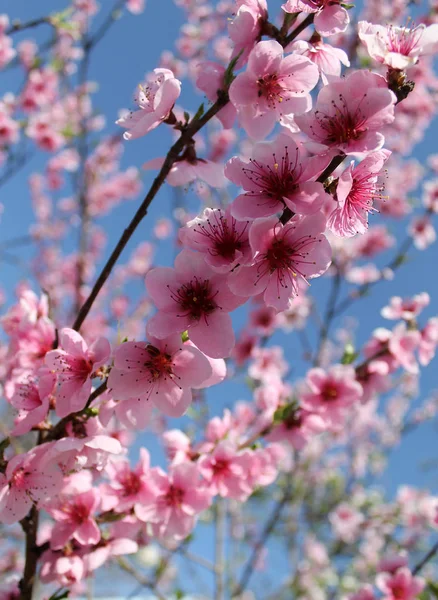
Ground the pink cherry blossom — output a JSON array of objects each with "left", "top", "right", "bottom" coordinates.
[
  {"left": 198, "top": 442, "right": 254, "bottom": 500},
  {"left": 248, "top": 346, "right": 288, "bottom": 383},
  {"left": 358, "top": 21, "right": 438, "bottom": 70},
  {"left": 348, "top": 585, "right": 376, "bottom": 600},
  {"left": 423, "top": 179, "right": 438, "bottom": 213},
  {"left": 0, "top": 34, "right": 16, "bottom": 69},
  {"left": 228, "top": 0, "right": 268, "bottom": 67},
  {"left": 116, "top": 68, "right": 181, "bottom": 140},
  {"left": 7, "top": 367, "right": 54, "bottom": 436},
  {"left": 50, "top": 434, "right": 122, "bottom": 474},
  {"left": 282, "top": 1, "right": 350, "bottom": 37},
  {"left": 101, "top": 449, "right": 156, "bottom": 513},
  {"left": 228, "top": 214, "right": 332, "bottom": 311},
  {"left": 419, "top": 317, "right": 438, "bottom": 366},
  {"left": 145, "top": 249, "right": 246, "bottom": 358},
  {"left": 327, "top": 150, "right": 391, "bottom": 237},
  {"left": 46, "top": 489, "right": 101, "bottom": 550},
  {"left": 225, "top": 133, "right": 332, "bottom": 219},
  {"left": 300, "top": 365, "right": 363, "bottom": 426},
  {"left": 330, "top": 503, "right": 365, "bottom": 543},
  {"left": 107, "top": 334, "right": 212, "bottom": 417},
  {"left": 229, "top": 40, "right": 319, "bottom": 140},
  {"left": 135, "top": 462, "right": 212, "bottom": 540},
  {"left": 179, "top": 206, "right": 253, "bottom": 273},
  {"left": 376, "top": 567, "right": 425, "bottom": 600},
  {"left": 45, "top": 328, "right": 111, "bottom": 418},
  {"left": 388, "top": 323, "right": 421, "bottom": 375},
  {"left": 0, "top": 446, "right": 63, "bottom": 524},
  {"left": 126, "top": 0, "right": 145, "bottom": 14},
  {"left": 267, "top": 406, "right": 325, "bottom": 449},
  {"left": 409, "top": 215, "right": 436, "bottom": 250},
  {"left": 40, "top": 550, "right": 84, "bottom": 588},
  {"left": 0, "top": 110, "right": 19, "bottom": 146},
  {"left": 287, "top": 39, "right": 350, "bottom": 84},
  {"left": 381, "top": 293, "right": 430, "bottom": 321},
  {"left": 295, "top": 71, "right": 396, "bottom": 156}
]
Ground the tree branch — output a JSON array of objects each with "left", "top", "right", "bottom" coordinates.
[{"left": 72, "top": 94, "right": 229, "bottom": 332}]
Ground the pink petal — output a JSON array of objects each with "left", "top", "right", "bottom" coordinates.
[
  {"left": 172, "top": 346, "right": 213, "bottom": 387},
  {"left": 189, "top": 312, "right": 235, "bottom": 358}
]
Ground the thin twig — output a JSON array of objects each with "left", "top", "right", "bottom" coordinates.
[
  {"left": 283, "top": 13, "right": 315, "bottom": 45},
  {"left": 72, "top": 94, "right": 228, "bottom": 332},
  {"left": 215, "top": 498, "right": 226, "bottom": 600},
  {"left": 117, "top": 557, "right": 167, "bottom": 600},
  {"left": 313, "top": 269, "right": 342, "bottom": 366},
  {"left": 232, "top": 483, "right": 292, "bottom": 597},
  {"left": 412, "top": 541, "right": 438, "bottom": 575}
]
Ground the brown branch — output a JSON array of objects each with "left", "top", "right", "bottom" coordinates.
[
  {"left": 46, "top": 380, "right": 107, "bottom": 441},
  {"left": 6, "top": 17, "right": 50, "bottom": 35},
  {"left": 313, "top": 269, "right": 342, "bottom": 367},
  {"left": 72, "top": 10, "right": 319, "bottom": 332},
  {"left": 19, "top": 505, "right": 40, "bottom": 600},
  {"left": 232, "top": 482, "right": 292, "bottom": 598},
  {"left": 412, "top": 541, "right": 438, "bottom": 575},
  {"left": 283, "top": 13, "right": 315, "bottom": 46},
  {"left": 72, "top": 94, "right": 229, "bottom": 332}
]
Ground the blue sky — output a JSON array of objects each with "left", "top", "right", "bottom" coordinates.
[{"left": 1, "top": 1, "right": 437, "bottom": 597}]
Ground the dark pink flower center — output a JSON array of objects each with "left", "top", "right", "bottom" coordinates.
[
  {"left": 284, "top": 409, "right": 303, "bottom": 430},
  {"left": 242, "top": 147, "right": 302, "bottom": 203},
  {"left": 316, "top": 95, "right": 368, "bottom": 145},
  {"left": 61, "top": 500, "right": 90, "bottom": 524},
  {"left": 171, "top": 277, "right": 218, "bottom": 321},
  {"left": 57, "top": 355, "right": 93, "bottom": 380},
  {"left": 192, "top": 213, "right": 249, "bottom": 260},
  {"left": 143, "top": 344, "right": 174, "bottom": 380},
  {"left": 164, "top": 484, "right": 185, "bottom": 507},
  {"left": 121, "top": 471, "right": 142, "bottom": 497},
  {"left": 71, "top": 502, "right": 90, "bottom": 524},
  {"left": 321, "top": 383, "right": 339, "bottom": 401},
  {"left": 260, "top": 233, "right": 317, "bottom": 284},
  {"left": 389, "top": 583, "right": 407, "bottom": 599},
  {"left": 212, "top": 458, "right": 230, "bottom": 476},
  {"left": 257, "top": 74, "right": 283, "bottom": 107},
  {"left": 10, "top": 467, "right": 28, "bottom": 489}
]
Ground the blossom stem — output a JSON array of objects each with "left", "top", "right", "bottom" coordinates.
[{"left": 283, "top": 13, "right": 315, "bottom": 46}]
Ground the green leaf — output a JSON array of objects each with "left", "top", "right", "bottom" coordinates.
[
  {"left": 192, "top": 103, "right": 205, "bottom": 122},
  {"left": 341, "top": 2, "right": 355, "bottom": 8},
  {"left": 223, "top": 49, "right": 244, "bottom": 88},
  {"left": 341, "top": 343, "right": 359, "bottom": 365},
  {"left": 181, "top": 331, "right": 189, "bottom": 343},
  {"left": 183, "top": 111, "right": 190, "bottom": 123}
]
